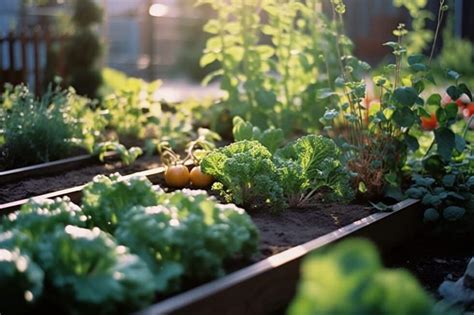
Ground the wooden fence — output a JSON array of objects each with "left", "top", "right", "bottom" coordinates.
[{"left": 0, "top": 28, "right": 67, "bottom": 95}]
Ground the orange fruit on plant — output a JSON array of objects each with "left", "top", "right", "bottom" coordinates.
[
  {"left": 190, "top": 166, "right": 213, "bottom": 188},
  {"left": 165, "top": 165, "right": 190, "bottom": 188},
  {"left": 421, "top": 113, "right": 438, "bottom": 131}
]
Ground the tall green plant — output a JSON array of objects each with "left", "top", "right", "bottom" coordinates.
[{"left": 198, "top": 0, "right": 336, "bottom": 133}]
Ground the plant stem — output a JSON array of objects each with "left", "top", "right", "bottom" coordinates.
[{"left": 429, "top": 0, "right": 446, "bottom": 65}]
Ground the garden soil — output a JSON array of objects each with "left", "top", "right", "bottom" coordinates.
[{"left": 0, "top": 156, "right": 160, "bottom": 203}]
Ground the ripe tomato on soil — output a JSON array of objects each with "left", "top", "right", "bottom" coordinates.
[
  {"left": 165, "top": 165, "right": 190, "bottom": 188},
  {"left": 190, "top": 166, "right": 213, "bottom": 188}
]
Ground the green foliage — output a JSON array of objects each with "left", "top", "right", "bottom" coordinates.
[
  {"left": 406, "top": 161, "right": 473, "bottom": 222},
  {"left": 116, "top": 190, "right": 258, "bottom": 293},
  {"left": 0, "top": 173, "right": 259, "bottom": 314},
  {"left": 81, "top": 173, "right": 159, "bottom": 233},
  {"left": 199, "top": 0, "right": 340, "bottom": 133},
  {"left": 275, "top": 135, "right": 354, "bottom": 206},
  {"left": 101, "top": 69, "right": 162, "bottom": 138},
  {"left": 0, "top": 83, "right": 105, "bottom": 169},
  {"left": 202, "top": 135, "right": 354, "bottom": 210},
  {"left": 0, "top": 248, "right": 44, "bottom": 315},
  {"left": 36, "top": 226, "right": 155, "bottom": 314},
  {"left": 201, "top": 140, "right": 286, "bottom": 210},
  {"left": 288, "top": 239, "right": 435, "bottom": 315},
  {"left": 232, "top": 116, "right": 284, "bottom": 153},
  {"left": 93, "top": 141, "right": 143, "bottom": 166}
]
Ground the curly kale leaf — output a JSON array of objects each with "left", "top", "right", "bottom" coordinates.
[
  {"left": 115, "top": 190, "right": 259, "bottom": 293},
  {"left": 81, "top": 173, "right": 159, "bottom": 233},
  {"left": 36, "top": 226, "right": 155, "bottom": 314},
  {"left": 0, "top": 247, "right": 44, "bottom": 314},
  {"left": 275, "top": 135, "right": 354, "bottom": 206},
  {"left": 201, "top": 140, "right": 285, "bottom": 210}
]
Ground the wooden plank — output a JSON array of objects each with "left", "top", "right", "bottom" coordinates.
[
  {"left": 0, "top": 165, "right": 172, "bottom": 214},
  {"left": 0, "top": 151, "right": 119, "bottom": 185},
  {"left": 138, "top": 199, "right": 421, "bottom": 315},
  {"left": 33, "top": 27, "right": 40, "bottom": 95}
]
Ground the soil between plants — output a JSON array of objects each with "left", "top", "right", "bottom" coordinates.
[
  {"left": 0, "top": 156, "right": 160, "bottom": 203},
  {"left": 250, "top": 204, "right": 371, "bottom": 261},
  {"left": 385, "top": 237, "right": 473, "bottom": 299}
]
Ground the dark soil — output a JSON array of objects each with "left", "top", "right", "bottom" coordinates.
[
  {"left": 251, "top": 204, "right": 370, "bottom": 261},
  {"left": 385, "top": 236, "right": 473, "bottom": 298},
  {"left": 0, "top": 155, "right": 160, "bottom": 203}
]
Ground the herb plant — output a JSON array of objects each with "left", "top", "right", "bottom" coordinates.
[{"left": 0, "top": 83, "right": 106, "bottom": 169}]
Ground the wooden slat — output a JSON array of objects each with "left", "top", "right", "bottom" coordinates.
[
  {"left": 0, "top": 151, "right": 119, "bottom": 185},
  {"left": 20, "top": 29, "right": 28, "bottom": 84},
  {"left": 7, "top": 31, "right": 15, "bottom": 80},
  {"left": 138, "top": 199, "right": 421, "bottom": 315}
]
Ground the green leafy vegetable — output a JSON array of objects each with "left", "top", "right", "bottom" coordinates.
[
  {"left": 275, "top": 135, "right": 354, "bottom": 206},
  {"left": 288, "top": 239, "right": 434, "bottom": 315},
  {"left": 36, "top": 226, "right": 155, "bottom": 314},
  {"left": 0, "top": 247, "right": 44, "bottom": 314},
  {"left": 81, "top": 173, "right": 159, "bottom": 233},
  {"left": 115, "top": 190, "right": 258, "bottom": 293},
  {"left": 93, "top": 141, "right": 143, "bottom": 166},
  {"left": 232, "top": 116, "right": 284, "bottom": 153},
  {"left": 201, "top": 140, "right": 285, "bottom": 210}
]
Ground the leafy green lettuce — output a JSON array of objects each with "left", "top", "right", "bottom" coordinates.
[
  {"left": 81, "top": 173, "right": 159, "bottom": 233},
  {"left": 115, "top": 189, "right": 259, "bottom": 293}
]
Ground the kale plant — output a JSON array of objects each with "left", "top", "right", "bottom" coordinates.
[
  {"left": 275, "top": 135, "right": 354, "bottom": 207},
  {"left": 201, "top": 140, "right": 286, "bottom": 210}
]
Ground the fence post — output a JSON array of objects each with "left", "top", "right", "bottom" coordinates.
[
  {"left": 33, "top": 27, "right": 41, "bottom": 95},
  {"left": 7, "top": 31, "right": 15, "bottom": 81},
  {"left": 20, "top": 29, "right": 28, "bottom": 85}
]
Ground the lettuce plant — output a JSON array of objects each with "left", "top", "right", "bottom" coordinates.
[
  {"left": 288, "top": 239, "right": 435, "bottom": 315},
  {"left": 81, "top": 173, "right": 159, "bottom": 233},
  {"left": 115, "top": 190, "right": 259, "bottom": 293},
  {"left": 201, "top": 140, "right": 286, "bottom": 210},
  {"left": 0, "top": 247, "right": 44, "bottom": 314},
  {"left": 35, "top": 226, "right": 155, "bottom": 314},
  {"left": 275, "top": 135, "right": 354, "bottom": 207}
]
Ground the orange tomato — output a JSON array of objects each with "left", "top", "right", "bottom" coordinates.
[
  {"left": 190, "top": 166, "right": 213, "bottom": 188},
  {"left": 165, "top": 165, "right": 190, "bottom": 188},
  {"left": 421, "top": 113, "right": 438, "bottom": 131}
]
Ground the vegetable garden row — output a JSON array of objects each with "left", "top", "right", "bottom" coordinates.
[{"left": 1, "top": 0, "right": 473, "bottom": 314}]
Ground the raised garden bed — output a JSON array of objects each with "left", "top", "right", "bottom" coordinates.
[
  {"left": 0, "top": 155, "right": 161, "bottom": 204},
  {"left": 138, "top": 199, "right": 421, "bottom": 315},
  {"left": 0, "top": 165, "right": 422, "bottom": 314}
]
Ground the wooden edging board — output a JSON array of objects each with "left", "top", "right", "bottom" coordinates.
[
  {"left": 137, "top": 198, "right": 421, "bottom": 315},
  {"left": 0, "top": 151, "right": 119, "bottom": 185}
]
